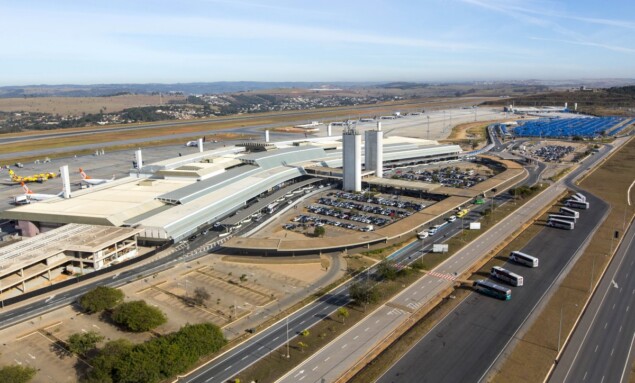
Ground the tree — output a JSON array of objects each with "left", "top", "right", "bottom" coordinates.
[
  {"left": 376, "top": 261, "right": 398, "bottom": 281},
  {"left": 337, "top": 307, "right": 349, "bottom": 325},
  {"left": 79, "top": 286, "right": 124, "bottom": 313},
  {"left": 67, "top": 330, "right": 104, "bottom": 356},
  {"left": 298, "top": 341, "right": 308, "bottom": 353},
  {"left": 239, "top": 274, "right": 248, "bottom": 283},
  {"left": 191, "top": 287, "right": 210, "bottom": 306},
  {"left": 349, "top": 281, "right": 380, "bottom": 305},
  {"left": 314, "top": 226, "right": 326, "bottom": 237},
  {"left": 111, "top": 300, "right": 167, "bottom": 332},
  {"left": 0, "top": 365, "right": 37, "bottom": 383}
]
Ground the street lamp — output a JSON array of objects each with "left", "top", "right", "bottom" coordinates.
[
  {"left": 286, "top": 315, "right": 290, "bottom": 358},
  {"left": 558, "top": 303, "right": 578, "bottom": 353},
  {"left": 427, "top": 116, "right": 430, "bottom": 139}
]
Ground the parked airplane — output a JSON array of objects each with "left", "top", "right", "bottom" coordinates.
[
  {"left": 7, "top": 169, "right": 57, "bottom": 183},
  {"left": 79, "top": 168, "right": 115, "bottom": 185},
  {"left": 14, "top": 182, "right": 63, "bottom": 204}
]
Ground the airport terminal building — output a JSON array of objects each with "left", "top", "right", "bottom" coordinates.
[{"left": 1, "top": 135, "right": 462, "bottom": 243}]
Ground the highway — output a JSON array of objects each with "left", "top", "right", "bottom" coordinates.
[
  {"left": 550, "top": 218, "right": 635, "bottom": 383},
  {"left": 373, "top": 142, "right": 616, "bottom": 383},
  {"left": 376, "top": 189, "right": 606, "bottom": 383}
]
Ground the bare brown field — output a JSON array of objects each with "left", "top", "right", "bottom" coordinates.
[
  {"left": 0, "top": 94, "right": 186, "bottom": 115},
  {"left": 491, "top": 136, "right": 635, "bottom": 383}
]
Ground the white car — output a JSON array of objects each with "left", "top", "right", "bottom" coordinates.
[{"left": 447, "top": 215, "right": 457, "bottom": 222}]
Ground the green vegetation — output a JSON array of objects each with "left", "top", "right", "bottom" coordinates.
[
  {"left": 79, "top": 286, "right": 125, "bottom": 313},
  {"left": 0, "top": 365, "right": 37, "bottom": 383},
  {"left": 508, "top": 185, "right": 541, "bottom": 199},
  {"left": 313, "top": 226, "right": 326, "bottom": 237},
  {"left": 349, "top": 280, "right": 380, "bottom": 305},
  {"left": 376, "top": 261, "right": 399, "bottom": 281},
  {"left": 84, "top": 323, "right": 227, "bottom": 383},
  {"left": 337, "top": 307, "right": 350, "bottom": 324},
  {"left": 67, "top": 331, "right": 105, "bottom": 356},
  {"left": 111, "top": 301, "right": 167, "bottom": 332}
]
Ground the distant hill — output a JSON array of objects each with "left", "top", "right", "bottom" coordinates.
[
  {"left": 376, "top": 82, "right": 430, "bottom": 90},
  {"left": 0, "top": 82, "right": 376, "bottom": 98}
]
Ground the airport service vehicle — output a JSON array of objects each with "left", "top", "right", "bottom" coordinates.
[
  {"left": 474, "top": 280, "right": 511, "bottom": 300},
  {"left": 490, "top": 266, "right": 523, "bottom": 287},
  {"left": 417, "top": 230, "right": 429, "bottom": 239},
  {"left": 548, "top": 218, "right": 574, "bottom": 230},
  {"left": 79, "top": 168, "right": 115, "bottom": 186},
  {"left": 7, "top": 169, "right": 57, "bottom": 183},
  {"left": 559, "top": 207, "right": 580, "bottom": 218},
  {"left": 565, "top": 199, "right": 589, "bottom": 210},
  {"left": 474, "top": 198, "right": 485, "bottom": 205},
  {"left": 13, "top": 182, "right": 63, "bottom": 204},
  {"left": 456, "top": 209, "right": 469, "bottom": 218},
  {"left": 509, "top": 251, "right": 539, "bottom": 267},
  {"left": 548, "top": 214, "right": 577, "bottom": 223},
  {"left": 266, "top": 202, "right": 279, "bottom": 214}
]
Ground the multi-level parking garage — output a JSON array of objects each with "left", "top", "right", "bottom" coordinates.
[{"left": 1, "top": 135, "right": 462, "bottom": 245}]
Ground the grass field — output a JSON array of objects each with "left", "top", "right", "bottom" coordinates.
[{"left": 491, "top": 136, "right": 635, "bottom": 383}]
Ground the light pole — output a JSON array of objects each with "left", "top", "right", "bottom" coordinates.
[
  {"left": 286, "top": 315, "right": 290, "bottom": 358},
  {"left": 427, "top": 116, "right": 430, "bottom": 139},
  {"left": 558, "top": 303, "right": 578, "bottom": 353}
]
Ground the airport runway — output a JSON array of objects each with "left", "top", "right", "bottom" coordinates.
[{"left": 550, "top": 219, "right": 635, "bottom": 383}]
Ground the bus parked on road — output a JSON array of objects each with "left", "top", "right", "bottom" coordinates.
[
  {"left": 490, "top": 266, "right": 524, "bottom": 286},
  {"left": 559, "top": 207, "right": 580, "bottom": 218},
  {"left": 548, "top": 218, "right": 574, "bottom": 230},
  {"left": 565, "top": 199, "right": 589, "bottom": 210},
  {"left": 574, "top": 192, "right": 586, "bottom": 202},
  {"left": 474, "top": 280, "right": 512, "bottom": 300},
  {"left": 548, "top": 214, "right": 577, "bottom": 223},
  {"left": 510, "top": 251, "right": 539, "bottom": 267}
]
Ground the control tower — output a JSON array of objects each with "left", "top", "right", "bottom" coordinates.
[{"left": 342, "top": 125, "right": 362, "bottom": 192}]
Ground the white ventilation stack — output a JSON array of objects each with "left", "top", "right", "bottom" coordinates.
[
  {"left": 265, "top": 129, "right": 270, "bottom": 143},
  {"left": 135, "top": 148, "right": 143, "bottom": 169},
  {"left": 343, "top": 126, "right": 362, "bottom": 192},
  {"left": 564, "top": 102, "right": 568, "bottom": 109},
  {"left": 60, "top": 165, "right": 71, "bottom": 199},
  {"left": 198, "top": 138, "right": 204, "bottom": 152},
  {"left": 574, "top": 102, "right": 578, "bottom": 111},
  {"left": 327, "top": 123, "right": 332, "bottom": 137},
  {"left": 365, "top": 122, "right": 384, "bottom": 178}
]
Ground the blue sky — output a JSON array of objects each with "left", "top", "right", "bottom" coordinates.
[{"left": 1, "top": 0, "right": 634, "bottom": 85}]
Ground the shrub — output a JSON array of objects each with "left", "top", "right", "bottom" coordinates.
[
  {"left": 79, "top": 286, "right": 124, "bottom": 313},
  {"left": 111, "top": 301, "right": 167, "bottom": 332}
]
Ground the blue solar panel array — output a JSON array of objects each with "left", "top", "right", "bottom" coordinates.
[
  {"left": 608, "top": 118, "right": 635, "bottom": 136},
  {"left": 513, "top": 117, "right": 626, "bottom": 138}
]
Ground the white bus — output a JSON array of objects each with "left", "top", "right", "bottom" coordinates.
[
  {"left": 510, "top": 251, "right": 539, "bottom": 267},
  {"left": 548, "top": 218, "right": 574, "bottom": 230},
  {"left": 548, "top": 214, "right": 576, "bottom": 223},
  {"left": 574, "top": 192, "right": 586, "bottom": 202},
  {"left": 559, "top": 207, "right": 580, "bottom": 218},
  {"left": 490, "top": 266, "right": 524, "bottom": 287},
  {"left": 565, "top": 199, "right": 589, "bottom": 210},
  {"left": 266, "top": 202, "right": 279, "bottom": 214}
]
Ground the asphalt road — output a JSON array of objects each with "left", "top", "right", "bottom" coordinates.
[
  {"left": 550, "top": 219, "right": 635, "bottom": 383},
  {"left": 374, "top": 143, "right": 618, "bottom": 383},
  {"left": 376, "top": 191, "right": 607, "bottom": 383}
]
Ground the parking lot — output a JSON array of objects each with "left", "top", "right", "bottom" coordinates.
[
  {"left": 256, "top": 189, "right": 435, "bottom": 239},
  {"left": 532, "top": 145, "right": 575, "bottom": 162},
  {"left": 385, "top": 162, "right": 494, "bottom": 189}
]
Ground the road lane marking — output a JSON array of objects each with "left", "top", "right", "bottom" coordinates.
[
  {"left": 299, "top": 376, "right": 305, "bottom": 381},
  {"left": 257, "top": 346, "right": 264, "bottom": 351},
  {"left": 605, "top": 322, "right": 608, "bottom": 329},
  {"left": 375, "top": 320, "right": 380, "bottom": 324},
  {"left": 364, "top": 327, "right": 370, "bottom": 332},
  {"left": 324, "top": 357, "right": 330, "bottom": 362},
  {"left": 595, "top": 344, "right": 599, "bottom": 353},
  {"left": 299, "top": 320, "right": 306, "bottom": 325},
  {"left": 224, "top": 365, "right": 232, "bottom": 371},
  {"left": 583, "top": 371, "right": 587, "bottom": 380},
  {"left": 273, "top": 336, "right": 279, "bottom": 341},
  {"left": 342, "top": 344, "right": 348, "bottom": 349},
  {"left": 353, "top": 336, "right": 359, "bottom": 340},
  {"left": 613, "top": 304, "right": 616, "bottom": 310},
  {"left": 312, "top": 366, "right": 318, "bottom": 371},
  {"left": 627, "top": 306, "right": 630, "bottom": 312},
  {"left": 611, "top": 348, "right": 614, "bottom": 356}
]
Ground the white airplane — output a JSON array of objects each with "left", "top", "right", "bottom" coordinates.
[
  {"left": 14, "top": 182, "right": 63, "bottom": 204},
  {"left": 79, "top": 168, "right": 115, "bottom": 186}
]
